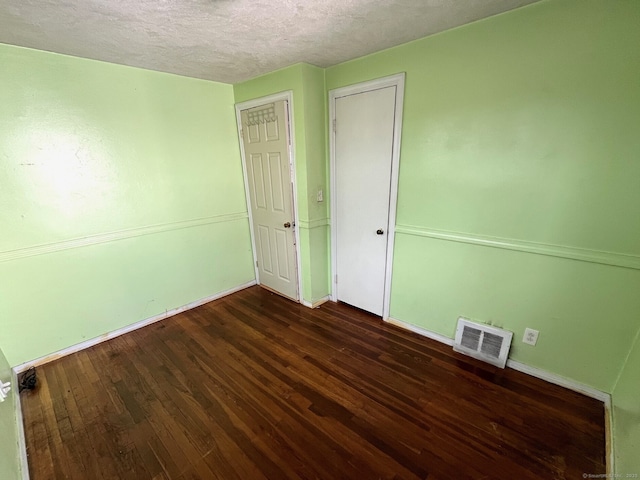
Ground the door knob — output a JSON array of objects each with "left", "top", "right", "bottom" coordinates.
[
  {"left": 284, "top": 222, "right": 291, "bottom": 228},
  {"left": 376, "top": 229, "right": 384, "bottom": 235}
]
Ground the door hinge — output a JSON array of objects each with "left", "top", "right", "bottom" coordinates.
[
  {"left": 335, "top": 274, "right": 338, "bottom": 284},
  {"left": 333, "top": 118, "right": 336, "bottom": 133},
  {"left": 256, "top": 260, "right": 259, "bottom": 268},
  {"left": 240, "top": 128, "right": 244, "bottom": 139}
]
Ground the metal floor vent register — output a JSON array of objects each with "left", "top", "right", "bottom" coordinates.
[{"left": 453, "top": 318, "right": 513, "bottom": 368}]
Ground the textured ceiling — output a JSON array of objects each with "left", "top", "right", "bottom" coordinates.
[{"left": 0, "top": 0, "right": 540, "bottom": 84}]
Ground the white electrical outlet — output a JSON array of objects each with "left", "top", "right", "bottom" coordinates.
[
  {"left": 0, "top": 380, "right": 11, "bottom": 402},
  {"left": 523, "top": 328, "right": 539, "bottom": 346},
  {"left": 317, "top": 189, "right": 324, "bottom": 202}
]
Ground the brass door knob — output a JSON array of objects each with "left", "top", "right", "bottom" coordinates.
[
  {"left": 284, "top": 222, "right": 291, "bottom": 228},
  {"left": 376, "top": 229, "right": 384, "bottom": 235}
]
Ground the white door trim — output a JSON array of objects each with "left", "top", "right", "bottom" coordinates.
[
  {"left": 329, "top": 73, "right": 405, "bottom": 319},
  {"left": 235, "top": 91, "right": 303, "bottom": 302}
]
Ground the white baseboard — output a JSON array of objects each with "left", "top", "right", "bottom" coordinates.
[
  {"left": 385, "top": 317, "right": 455, "bottom": 347},
  {"left": 506, "top": 359, "right": 610, "bottom": 403},
  {"left": 13, "top": 280, "right": 257, "bottom": 373},
  {"left": 11, "top": 370, "right": 30, "bottom": 480},
  {"left": 302, "top": 296, "right": 330, "bottom": 309},
  {"left": 605, "top": 401, "right": 615, "bottom": 476},
  {"left": 386, "top": 317, "right": 609, "bottom": 401}
]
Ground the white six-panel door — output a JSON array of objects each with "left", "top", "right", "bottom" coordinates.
[
  {"left": 333, "top": 84, "right": 401, "bottom": 316},
  {"left": 240, "top": 100, "right": 299, "bottom": 300}
]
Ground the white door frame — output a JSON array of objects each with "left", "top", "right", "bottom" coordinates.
[
  {"left": 235, "top": 91, "right": 303, "bottom": 302},
  {"left": 329, "top": 73, "right": 405, "bottom": 319}
]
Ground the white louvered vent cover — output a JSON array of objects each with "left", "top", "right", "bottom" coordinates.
[{"left": 453, "top": 318, "right": 513, "bottom": 368}]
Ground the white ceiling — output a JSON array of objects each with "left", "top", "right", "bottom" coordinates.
[{"left": 0, "top": 0, "right": 540, "bottom": 84}]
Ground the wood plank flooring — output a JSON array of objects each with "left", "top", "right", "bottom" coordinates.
[{"left": 20, "top": 285, "right": 606, "bottom": 479}]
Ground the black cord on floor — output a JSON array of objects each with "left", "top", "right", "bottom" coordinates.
[{"left": 18, "top": 367, "right": 37, "bottom": 392}]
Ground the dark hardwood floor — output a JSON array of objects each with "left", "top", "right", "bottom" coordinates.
[{"left": 21, "top": 285, "right": 606, "bottom": 479}]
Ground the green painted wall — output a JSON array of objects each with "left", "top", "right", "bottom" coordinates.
[
  {"left": 300, "top": 65, "right": 331, "bottom": 302},
  {"left": 0, "top": 348, "right": 20, "bottom": 480},
  {"left": 613, "top": 329, "right": 640, "bottom": 475},
  {"left": 0, "top": 44, "right": 255, "bottom": 366},
  {"left": 325, "top": 0, "right": 640, "bottom": 392},
  {"left": 234, "top": 64, "right": 330, "bottom": 303}
]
